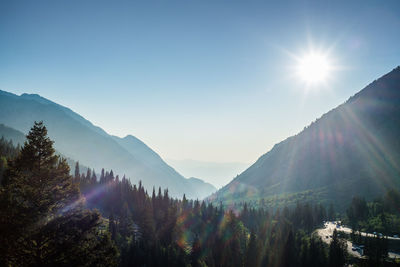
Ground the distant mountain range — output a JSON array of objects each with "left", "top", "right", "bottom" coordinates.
[
  {"left": 166, "top": 159, "right": 249, "bottom": 189},
  {"left": 210, "top": 67, "right": 400, "bottom": 210},
  {"left": 0, "top": 123, "right": 92, "bottom": 177},
  {"left": 0, "top": 91, "right": 216, "bottom": 199}
]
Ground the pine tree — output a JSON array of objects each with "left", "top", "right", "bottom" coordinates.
[
  {"left": 86, "top": 168, "right": 92, "bottom": 181},
  {"left": 0, "top": 156, "right": 7, "bottom": 183},
  {"left": 282, "top": 230, "right": 297, "bottom": 267},
  {"left": 100, "top": 168, "right": 105, "bottom": 184},
  {"left": 328, "top": 229, "right": 347, "bottom": 267},
  {"left": 109, "top": 213, "right": 117, "bottom": 241},
  {"left": 182, "top": 194, "right": 188, "bottom": 211},
  {"left": 308, "top": 235, "right": 328, "bottom": 267},
  {"left": 191, "top": 234, "right": 202, "bottom": 267},
  {"left": 74, "top": 161, "right": 80, "bottom": 180},
  {"left": 141, "top": 198, "right": 155, "bottom": 242},
  {"left": 245, "top": 230, "right": 259, "bottom": 267},
  {"left": 328, "top": 203, "right": 335, "bottom": 221},
  {"left": 364, "top": 235, "right": 388, "bottom": 266},
  {"left": 0, "top": 121, "right": 117, "bottom": 266},
  {"left": 91, "top": 169, "right": 97, "bottom": 184}
]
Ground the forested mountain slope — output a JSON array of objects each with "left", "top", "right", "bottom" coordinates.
[
  {"left": 0, "top": 124, "right": 26, "bottom": 146},
  {"left": 0, "top": 91, "right": 216, "bottom": 199},
  {"left": 211, "top": 67, "right": 400, "bottom": 209}
]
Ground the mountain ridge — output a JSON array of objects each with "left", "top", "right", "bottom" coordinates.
[
  {"left": 210, "top": 66, "right": 400, "bottom": 209},
  {"left": 0, "top": 90, "right": 216, "bottom": 199}
]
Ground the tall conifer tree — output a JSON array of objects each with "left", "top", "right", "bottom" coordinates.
[{"left": 0, "top": 121, "right": 117, "bottom": 266}]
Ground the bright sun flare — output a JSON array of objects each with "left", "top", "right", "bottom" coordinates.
[{"left": 296, "top": 52, "right": 331, "bottom": 84}]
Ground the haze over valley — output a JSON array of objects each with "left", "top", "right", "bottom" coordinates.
[
  {"left": 1, "top": 1, "right": 400, "bottom": 266},
  {"left": 166, "top": 159, "right": 249, "bottom": 189}
]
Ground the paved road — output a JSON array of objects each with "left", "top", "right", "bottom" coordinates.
[
  {"left": 316, "top": 222, "right": 363, "bottom": 258},
  {"left": 327, "top": 222, "right": 400, "bottom": 241},
  {"left": 316, "top": 221, "right": 400, "bottom": 259}
]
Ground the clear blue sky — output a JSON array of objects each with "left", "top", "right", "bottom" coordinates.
[{"left": 1, "top": 0, "right": 399, "bottom": 164}]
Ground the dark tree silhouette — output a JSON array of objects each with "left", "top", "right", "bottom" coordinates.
[{"left": 0, "top": 121, "right": 117, "bottom": 266}]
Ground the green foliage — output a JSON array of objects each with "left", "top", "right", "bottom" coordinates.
[
  {"left": 73, "top": 165, "right": 333, "bottom": 267},
  {"left": 328, "top": 229, "right": 347, "bottom": 267},
  {"left": 7, "top": 122, "right": 400, "bottom": 267},
  {"left": 343, "top": 191, "right": 400, "bottom": 236},
  {"left": 0, "top": 121, "right": 117, "bottom": 266},
  {"left": 364, "top": 236, "right": 388, "bottom": 267},
  {"left": 0, "top": 156, "right": 7, "bottom": 183},
  {"left": 347, "top": 196, "right": 369, "bottom": 230},
  {"left": 0, "top": 136, "right": 20, "bottom": 183},
  {"left": 383, "top": 189, "right": 400, "bottom": 214}
]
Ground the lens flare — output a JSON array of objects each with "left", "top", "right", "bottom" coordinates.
[{"left": 296, "top": 52, "right": 331, "bottom": 84}]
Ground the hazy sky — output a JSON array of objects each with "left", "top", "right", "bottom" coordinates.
[{"left": 1, "top": 0, "right": 399, "bottom": 164}]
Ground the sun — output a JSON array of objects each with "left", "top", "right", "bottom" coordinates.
[{"left": 296, "top": 52, "right": 331, "bottom": 84}]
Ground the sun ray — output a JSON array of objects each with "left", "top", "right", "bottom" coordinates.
[{"left": 296, "top": 52, "right": 332, "bottom": 85}]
